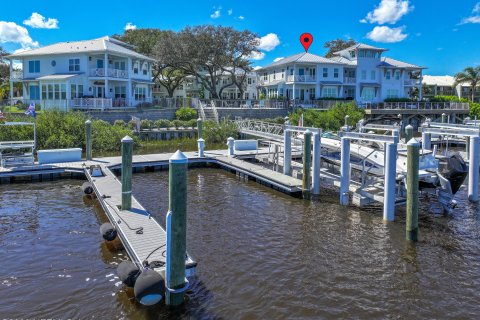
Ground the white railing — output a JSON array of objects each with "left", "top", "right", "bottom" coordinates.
[
  {"left": 364, "top": 102, "right": 470, "bottom": 111},
  {"left": 209, "top": 99, "right": 288, "bottom": 109},
  {"left": 344, "top": 77, "right": 356, "bottom": 84},
  {"left": 210, "top": 100, "right": 220, "bottom": 123},
  {"left": 404, "top": 79, "right": 421, "bottom": 86},
  {"left": 286, "top": 75, "right": 316, "bottom": 82},
  {"left": 89, "top": 68, "right": 128, "bottom": 79},
  {"left": 10, "top": 71, "right": 23, "bottom": 80},
  {"left": 71, "top": 98, "right": 113, "bottom": 110}
]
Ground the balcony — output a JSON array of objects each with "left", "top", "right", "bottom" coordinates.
[
  {"left": 89, "top": 68, "right": 128, "bottom": 79},
  {"left": 286, "top": 75, "right": 316, "bottom": 82},
  {"left": 344, "top": 77, "right": 356, "bottom": 84},
  {"left": 404, "top": 79, "right": 421, "bottom": 86}
]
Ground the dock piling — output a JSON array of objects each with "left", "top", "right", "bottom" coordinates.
[
  {"left": 405, "top": 125, "right": 413, "bottom": 143},
  {"left": 85, "top": 120, "right": 92, "bottom": 161},
  {"left": 383, "top": 141, "right": 397, "bottom": 221},
  {"left": 312, "top": 132, "right": 321, "bottom": 195},
  {"left": 302, "top": 130, "right": 312, "bottom": 199},
  {"left": 165, "top": 150, "right": 188, "bottom": 306},
  {"left": 121, "top": 136, "right": 133, "bottom": 210},
  {"left": 340, "top": 137, "right": 351, "bottom": 206},
  {"left": 406, "top": 139, "right": 420, "bottom": 241},
  {"left": 227, "top": 137, "right": 235, "bottom": 156},
  {"left": 283, "top": 129, "right": 292, "bottom": 175},
  {"left": 442, "top": 113, "right": 447, "bottom": 124},
  {"left": 468, "top": 136, "right": 480, "bottom": 202},
  {"left": 197, "top": 118, "right": 203, "bottom": 139},
  {"left": 197, "top": 138, "right": 205, "bottom": 158}
]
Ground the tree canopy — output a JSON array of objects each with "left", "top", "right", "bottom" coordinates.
[
  {"left": 454, "top": 66, "right": 480, "bottom": 102},
  {"left": 324, "top": 38, "right": 357, "bottom": 58}
]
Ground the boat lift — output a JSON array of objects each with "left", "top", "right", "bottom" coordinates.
[
  {"left": 0, "top": 121, "right": 36, "bottom": 168},
  {"left": 419, "top": 120, "right": 480, "bottom": 202}
]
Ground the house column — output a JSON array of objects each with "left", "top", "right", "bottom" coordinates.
[
  {"left": 419, "top": 71, "right": 423, "bottom": 100},
  {"left": 104, "top": 53, "right": 109, "bottom": 98},
  {"left": 292, "top": 64, "right": 296, "bottom": 100},
  {"left": 66, "top": 81, "right": 71, "bottom": 111},
  {"left": 9, "top": 59, "right": 14, "bottom": 104},
  {"left": 127, "top": 58, "right": 132, "bottom": 106}
]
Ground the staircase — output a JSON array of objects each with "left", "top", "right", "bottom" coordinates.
[{"left": 202, "top": 107, "right": 218, "bottom": 122}]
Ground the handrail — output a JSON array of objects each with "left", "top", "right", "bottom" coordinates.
[{"left": 211, "top": 100, "right": 219, "bottom": 123}]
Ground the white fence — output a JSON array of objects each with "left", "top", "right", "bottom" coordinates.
[{"left": 364, "top": 102, "right": 470, "bottom": 111}]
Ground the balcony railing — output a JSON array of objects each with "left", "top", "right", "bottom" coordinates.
[
  {"left": 286, "top": 75, "right": 316, "bottom": 82},
  {"left": 89, "top": 68, "right": 128, "bottom": 79},
  {"left": 344, "top": 77, "right": 356, "bottom": 84},
  {"left": 364, "top": 102, "right": 470, "bottom": 111},
  {"left": 10, "top": 71, "right": 23, "bottom": 80},
  {"left": 404, "top": 79, "right": 421, "bottom": 86}
]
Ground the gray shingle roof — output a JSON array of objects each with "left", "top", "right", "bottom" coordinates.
[
  {"left": 378, "top": 57, "right": 425, "bottom": 69},
  {"left": 260, "top": 53, "right": 342, "bottom": 69},
  {"left": 7, "top": 36, "right": 155, "bottom": 61},
  {"left": 333, "top": 43, "right": 388, "bottom": 55}
]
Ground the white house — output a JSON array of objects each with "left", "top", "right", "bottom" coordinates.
[
  {"left": 422, "top": 75, "right": 480, "bottom": 102},
  {"left": 257, "top": 43, "right": 425, "bottom": 104},
  {"left": 6, "top": 36, "right": 155, "bottom": 110}
]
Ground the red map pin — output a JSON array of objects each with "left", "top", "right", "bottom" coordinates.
[{"left": 300, "top": 33, "right": 313, "bottom": 53}]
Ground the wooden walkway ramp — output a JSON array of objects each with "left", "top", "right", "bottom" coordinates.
[{"left": 85, "top": 164, "right": 197, "bottom": 275}]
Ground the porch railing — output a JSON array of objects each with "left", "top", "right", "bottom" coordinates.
[
  {"left": 72, "top": 98, "right": 113, "bottom": 110},
  {"left": 89, "top": 68, "right": 128, "bottom": 79},
  {"left": 404, "top": 79, "right": 421, "bottom": 86},
  {"left": 286, "top": 75, "right": 316, "bottom": 82},
  {"left": 344, "top": 77, "right": 356, "bottom": 84},
  {"left": 364, "top": 102, "right": 470, "bottom": 111}
]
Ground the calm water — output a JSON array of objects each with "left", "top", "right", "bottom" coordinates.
[{"left": 1, "top": 169, "right": 480, "bottom": 319}]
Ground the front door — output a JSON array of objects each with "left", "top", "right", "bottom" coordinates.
[{"left": 94, "top": 86, "right": 105, "bottom": 98}]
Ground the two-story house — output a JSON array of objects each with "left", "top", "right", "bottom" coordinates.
[
  {"left": 258, "top": 43, "right": 425, "bottom": 104},
  {"left": 6, "top": 36, "right": 155, "bottom": 110}
]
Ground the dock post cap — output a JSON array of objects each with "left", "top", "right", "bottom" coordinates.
[
  {"left": 169, "top": 150, "right": 188, "bottom": 163},
  {"left": 407, "top": 138, "right": 420, "bottom": 146},
  {"left": 227, "top": 137, "right": 235, "bottom": 141},
  {"left": 405, "top": 124, "right": 413, "bottom": 129},
  {"left": 197, "top": 138, "right": 205, "bottom": 142},
  {"left": 121, "top": 135, "right": 134, "bottom": 143},
  {"left": 304, "top": 129, "right": 312, "bottom": 135},
  {"left": 85, "top": 119, "right": 92, "bottom": 124},
  {"left": 197, "top": 117, "right": 202, "bottom": 121}
]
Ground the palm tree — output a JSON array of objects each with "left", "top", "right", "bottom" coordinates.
[{"left": 454, "top": 66, "right": 480, "bottom": 101}]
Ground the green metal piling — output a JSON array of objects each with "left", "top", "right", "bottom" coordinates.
[
  {"left": 121, "top": 136, "right": 133, "bottom": 210},
  {"left": 197, "top": 118, "right": 203, "bottom": 139},
  {"left": 85, "top": 120, "right": 92, "bottom": 161},
  {"left": 442, "top": 113, "right": 447, "bottom": 123},
  {"left": 302, "top": 130, "right": 312, "bottom": 200},
  {"left": 406, "top": 139, "right": 420, "bottom": 242},
  {"left": 166, "top": 150, "right": 188, "bottom": 306},
  {"left": 405, "top": 124, "right": 413, "bottom": 143}
]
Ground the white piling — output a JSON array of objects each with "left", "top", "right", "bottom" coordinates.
[
  {"left": 422, "top": 132, "right": 431, "bottom": 151},
  {"left": 383, "top": 142, "right": 397, "bottom": 221},
  {"left": 340, "top": 137, "right": 350, "bottom": 206},
  {"left": 197, "top": 138, "right": 205, "bottom": 158},
  {"left": 468, "top": 136, "right": 480, "bottom": 202},
  {"left": 227, "top": 137, "right": 235, "bottom": 156},
  {"left": 312, "top": 132, "right": 321, "bottom": 195},
  {"left": 283, "top": 129, "right": 292, "bottom": 175}
]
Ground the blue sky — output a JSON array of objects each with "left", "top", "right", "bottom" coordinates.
[{"left": 1, "top": 0, "right": 479, "bottom": 75}]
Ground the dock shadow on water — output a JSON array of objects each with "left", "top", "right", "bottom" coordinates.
[{"left": 1, "top": 169, "right": 480, "bottom": 319}]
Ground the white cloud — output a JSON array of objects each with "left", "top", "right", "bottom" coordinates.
[
  {"left": 0, "top": 21, "right": 39, "bottom": 48},
  {"left": 228, "top": 9, "right": 233, "bottom": 15},
  {"left": 253, "top": 66, "right": 262, "bottom": 70},
  {"left": 273, "top": 57, "right": 284, "bottom": 62},
  {"left": 366, "top": 26, "right": 408, "bottom": 43},
  {"left": 248, "top": 51, "right": 265, "bottom": 61},
  {"left": 23, "top": 12, "right": 58, "bottom": 29},
  {"left": 238, "top": 16, "right": 245, "bottom": 20},
  {"left": 459, "top": 2, "right": 480, "bottom": 24},
  {"left": 210, "top": 7, "right": 221, "bottom": 19},
  {"left": 124, "top": 22, "right": 137, "bottom": 31},
  {"left": 363, "top": 0, "right": 413, "bottom": 24},
  {"left": 257, "top": 33, "right": 280, "bottom": 51}
]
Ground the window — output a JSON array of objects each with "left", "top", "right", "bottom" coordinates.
[
  {"left": 114, "top": 86, "right": 127, "bottom": 98},
  {"left": 134, "top": 87, "right": 147, "bottom": 101},
  {"left": 323, "top": 68, "right": 328, "bottom": 78},
  {"left": 30, "top": 85, "right": 40, "bottom": 99},
  {"left": 28, "top": 60, "right": 40, "bottom": 73},
  {"left": 366, "top": 50, "right": 373, "bottom": 58},
  {"left": 71, "top": 84, "right": 76, "bottom": 99},
  {"left": 334, "top": 68, "right": 339, "bottom": 78},
  {"left": 48, "top": 84, "right": 53, "bottom": 99},
  {"left": 143, "top": 63, "right": 148, "bottom": 75},
  {"left": 69, "top": 59, "right": 80, "bottom": 72},
  {"left": 309, "top": 88, "right": 315, "bottom": 100},
  {"left": 371, "top": 71, "right": 376, "bottom": 80},
  {"left": 386, "top": 70, "right": 391, "bottom": 80},
  {"left": 114, "top": 61, "right": 126, "bottom": 70},
  {"left": 322, "top": 86, "right": 337, "bottom": 98},
  {"left": 361, "top": 70, "right": 367, "bottom": 80},
  {"left": 61, "top": 84, "right": 66, "bottom": 99},
  {"left": 263, "top": 72, "right": 267, "bottom": 81},
  {"left": 42, "top": 82, "right": 67, "bottom": 100},
  {"left": 248, "top": 77, "right": 252, "bottom": 85},
  {"left": 133, "top": 62, "right": 139, "bottom": 74},
  {"left": 42, "top": 85, "right": 47, "bottom": 99},
  {"left": 282, "top": 69, "right": 284, "bottom": 79},
  {"left": 361, "top": 87, "right": 375, "bottom": 100},
  {"left": 350, "top": 51, "right": 356, "bottom": 58},
  {"left": 387, "top": 89, "right": 399, "bottom": 98},
  {"left": 394, "top": 70, "right": 400, "bottom": 80},
  {"left": 78, "top": 85, "right": 83, "bottom": 98}
]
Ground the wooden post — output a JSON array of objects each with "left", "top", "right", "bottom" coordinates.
[
  {"left": 121, "top": 136, "right": 133, "bottom": 210},
  {"left": 406, "top": 139, "right": 420, "bottom": 242},
  {"left": 165, "top": 150, "right": 188, "bottom": 306},
  {"left": 405, "top": 124, "right": 413, "bottom": 143},
  {"left": 302, "top": 130, "right": 312, "bottom": 199},
  {"left": 197, "top": 118, "right": 203, "bottom": 139},
  {"left": 85, "top": 120, "right": 92, "bottom": 160}
]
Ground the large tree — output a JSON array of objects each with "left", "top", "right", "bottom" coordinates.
[
  {"left": 454, "top": 66, "right": 480, "bottom": 102},
  {"left": 324, "top": 38, "right": 357, "bottom": 58},
  {"left": 154, "top": 25, "right": 259, "bottom": 99},
  {"left": 114, "top": 29, "right": 186, "bottom": 98}
]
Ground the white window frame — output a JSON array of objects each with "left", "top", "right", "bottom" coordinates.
[{"left": 69, "top": 58, "right": 80, "bottom": 72}]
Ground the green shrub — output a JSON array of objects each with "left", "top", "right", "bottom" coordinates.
[
  {"left": 187, "top": 119, "right": 197, "bottom": 128},
  {"left": 92, "top": 119, "right": 138, "bottom": 152},
  {"left": 203, "top": 119, "right": 239, "bottom": 143},
  {"left": 172, "top": 119, "right": 182, "bottom": 129},
  {"left": 114, "top": 120, "right": 126, "bottom": 127},
  {"left": 469, "top": 102, "right": 480, "bottom": 118},
  {"left": 155, "top": 119, "right": 171, "bottom": 129},
  {"left": 430, "top": 95, "right": 469, "bottom": 103},
  {"left": 140, "top": 119, "right": 153, "bottom": 130},
  {"left": 175, "top": 107, "right": 197, "bottom": 121}
]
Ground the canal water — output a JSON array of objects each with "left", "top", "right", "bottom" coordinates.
[{"left": 1, "top": 168, "right": 480, "bottom": 319}]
